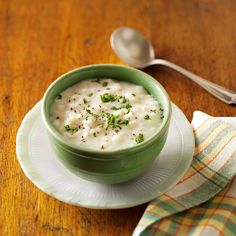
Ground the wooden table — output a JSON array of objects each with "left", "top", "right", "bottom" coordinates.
[{"left": 1, "top": 0, "right": 236, "bottom": 235}]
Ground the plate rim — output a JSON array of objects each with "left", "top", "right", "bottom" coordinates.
[{"left": 16, "top": 101, "right": 194, "bottom": 209}]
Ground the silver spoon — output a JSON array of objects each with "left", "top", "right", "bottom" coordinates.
[{"left": 110, "top": 27, "right": 236, "bottom": 104}]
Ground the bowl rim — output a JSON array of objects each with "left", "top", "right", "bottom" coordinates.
[{"left": 41, "top": 64, "right": 171, "bottom": 155}]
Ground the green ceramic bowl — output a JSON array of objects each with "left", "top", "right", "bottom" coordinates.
[{"left": 42, "top": 64, "right": 171, "bottom": 184}]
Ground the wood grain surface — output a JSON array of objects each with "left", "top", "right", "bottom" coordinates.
[{"left": 1, "top": 0, "right": 236, "bottom": 235}]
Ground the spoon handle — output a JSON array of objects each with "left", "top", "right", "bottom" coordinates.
[{"left": 152, "top": 59, "right": 236, "bottom": 104}]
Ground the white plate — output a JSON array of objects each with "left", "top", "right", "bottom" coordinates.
[{"left": 16, "top": 102, "right": 194, "bottom": 209}]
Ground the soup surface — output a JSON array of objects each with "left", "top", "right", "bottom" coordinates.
[{"left": 50, "top": 79, "right": 164, "bottom": 150}]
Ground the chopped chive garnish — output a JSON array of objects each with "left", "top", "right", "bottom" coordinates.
[
  {"left": 111, "top": 106, "right": 120, "bottom": 111},
  {"left": 125, "top": 104, "right": 132, "bottom": 113},
  {"left": 132, "top": 93, "right": 136, "bottom": 96},
  {"left": 83, "top": 98, "right": 87, "bottom": 104},
  {"left": 100, "top": 93, "right": 116, "bottom": 103},
  {"left": 112, "top": 124, "right": 122, "bottom": 130},
  {"left": 111, "top": 104, "right": 132, "bottom": 113},
  {"left": 104, "top": 113, "right": 118, "bottom": 130},
  {"left": 93, "top": 132, "right": 96, "bottom": 137},
  {"left": 102, "top": 81, "right": 108, "bottom": 87},
  {"left": 100, "top": 124, "right": 105, "bottom": 128},
  {"left": 64, "top": 125, "right": 78, "bottom": 134},
  {"left": 100, "top": 93, "right": 128, "bottom": 104},
  {"left": 86, "top": 109, "right": 99, "bottom": 119},
  {"left": 118, "top": 96, "right": 127, "bottom": 103},
  {"left": 144, "top": 114, "right": 151, "bottom": 120},
  {"left": 88, "top": 93, "right": 93, "bottom": 97},
  {"left": 117, "top": 118, "right": 130, "bottom": 126},
  {"left": 106, "top": 113, "right": 118, "bottom": 124},
  {"left": 135, "top": 133, "right": 144, "bottom": 144}
]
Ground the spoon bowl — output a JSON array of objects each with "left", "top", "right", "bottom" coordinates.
[{"left": 111, "top": 27, "right": 155, "bottom": 69}]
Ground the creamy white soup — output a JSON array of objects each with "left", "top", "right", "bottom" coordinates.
[{"left": 50, "top": 79, "right": 164, "bottom": 150}]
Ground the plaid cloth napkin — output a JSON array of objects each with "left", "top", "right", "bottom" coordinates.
[{"left": 134, "top": 111, "right": 236, "bottom": 236}]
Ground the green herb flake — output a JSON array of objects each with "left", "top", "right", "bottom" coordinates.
[
  {"left": 132, "top": 93, "right": 136, "bottom": 96},
  {"left": 118, "top": 96, "right": 127, "bottom": 104},
  {"left": 100, "top": 93, "right": 116, "bottom": 103},
  {"left": 125, "top": 104, "right": 132, "bottom": 114},
  {"left": 144, "top": 114, "right": 151, "bottom": 120},
  {"left": 64, "top": 125, "right": 79, "bottom": 134},
  {"left": 111, "top": 106, "right": 120, "bottom": 111},
  {"left": 86, "top": 108, "right": 91, "bottom": 113},
  {"left": 135, "top": 133, "right": 144, "bottom": 144},
  {"left": 106, "top": 113, "right": 118, "bottom": 124},
  {"left": 117, "top": 118, "right": 130, "bottom": 126},
  {"left": 83, "top": 98, "right": 87, "bottom": 104},
  {"left": 93, "top": 132, "right": 96, "bottom": 137},
  {"left": 102, "top": 81, "right": 108, "bottom": 87},
  {"left": 57, "top": 94, "right": 62, "bottom": 99},
  {"left": 86, "top": 109, "right": 99, "bottom": 119},
  {"left": 123, "top": 119, "right": 130, "bottom": 125},
  {"left": 88, "top": 93, "right": 93, "bottom": 97},
  {"left": 112, "top": 124, "right": 122, "bottom": 130},
  {"left": 104, "top": 113, "right": 118, "bottom": 130},
  {"left": 111, "top": 104, "right": 132, "bottom": 114},
  {"left": 100, "top": 124, "right": 105, "bottom": 128}
]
